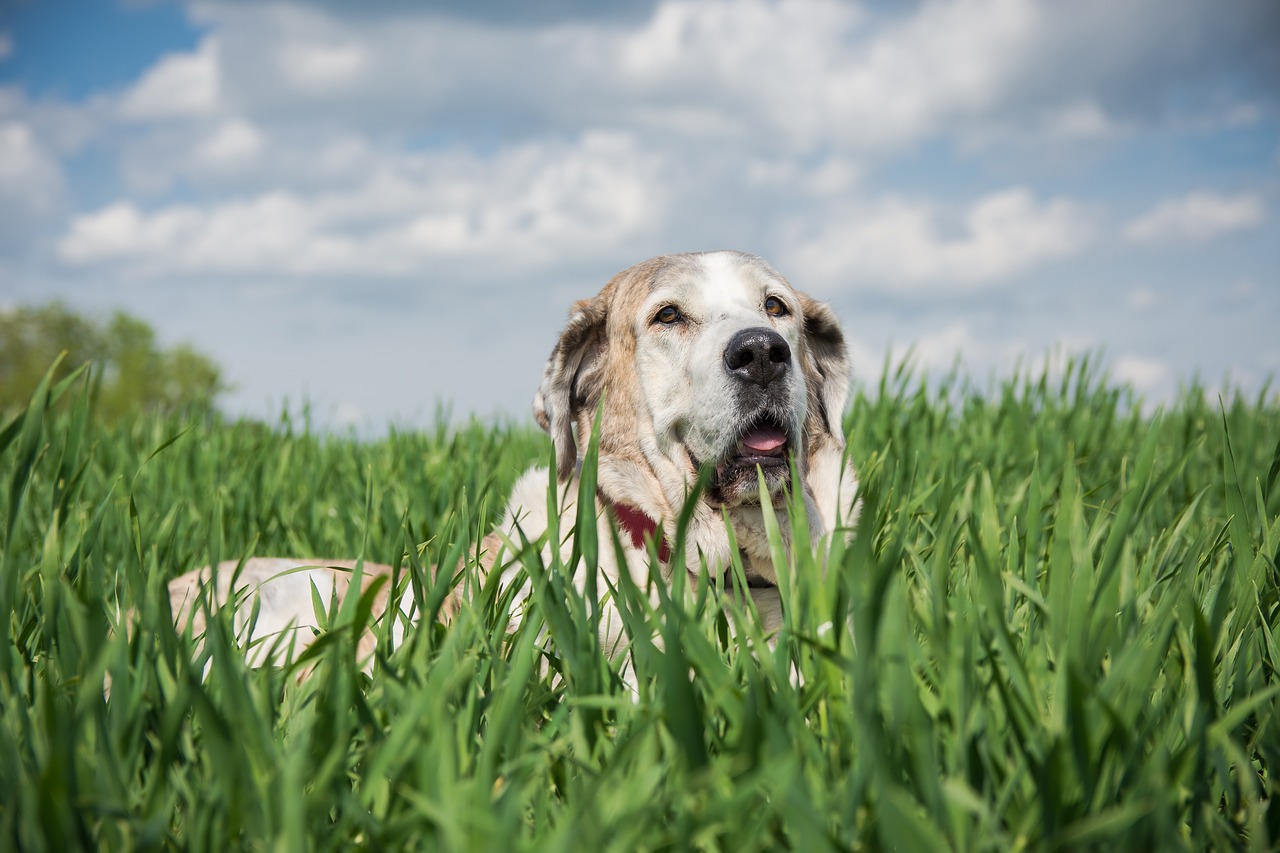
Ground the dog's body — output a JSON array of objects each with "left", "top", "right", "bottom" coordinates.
[{"left": 164, "top": 251, "right": 858, "bottom": 669}]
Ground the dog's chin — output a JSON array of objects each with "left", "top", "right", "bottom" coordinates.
[
  {"left": 709, "top": 462, "right": 788, "bottom": 507},
  {"left": 703, "top": 415, "right": 794, "bottom": 507}
]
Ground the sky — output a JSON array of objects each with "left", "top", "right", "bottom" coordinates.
[{"left": 1, "top": 0, "right": 1277, "bottom": 432}]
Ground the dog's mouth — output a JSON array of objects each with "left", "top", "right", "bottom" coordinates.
[
  {"left": 699, "top": 413, "right": 793, "bottom": 505},
  {"left": 726, "top": 414, "right": 791, "bottom": 470},
  {"left": 679, "top": 412, "right": 796, "bottom": 505}
]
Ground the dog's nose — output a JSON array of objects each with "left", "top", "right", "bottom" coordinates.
[{"left": 724, "top": 328, "right": 791, "bottom": 386}]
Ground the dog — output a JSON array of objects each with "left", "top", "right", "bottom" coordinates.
[{"left": 163, "top": 250, "right": 859, "bottom": 671}]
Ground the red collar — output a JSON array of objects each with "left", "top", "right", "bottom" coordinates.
[{"left": 605, "top": 499, "right": 671, "bottom": 563}]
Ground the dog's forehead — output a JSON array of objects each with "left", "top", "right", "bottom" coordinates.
[{"left": 634, "top": 251, "right": 788, "bottom": 314}]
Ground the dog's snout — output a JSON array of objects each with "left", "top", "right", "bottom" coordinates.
[{"left": 724, "top": 328, "right": 791, "bottom": 386}]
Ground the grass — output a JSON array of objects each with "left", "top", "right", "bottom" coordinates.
[{"left": 1, "top": 355, "right": 1278, "bottom": 851}]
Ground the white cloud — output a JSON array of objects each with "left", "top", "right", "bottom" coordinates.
[
  {"left": 58, "top": 201, "right": 204, "bottom": 265},
  {"left": 1042, "top": 100, "right": 1119, "bottom": 140},
  {"left": 333, "top": 401, "right": 366, "bottom": 430},
  {"left": 1126, "top": 287, "right": 1161, "bottom": 312},
  {"left": 0, "top": 121, "right": 63, "bottom": 215},
  {"left": 902, "top": 322, "right": 984, "bottom": 371},
  {"left": 159, "top": 0, "right": 1240, "bottom": 159},
  {"left": 970, "top": 97, "right": 1126, "bottom": 151},
  {"left": 1124, "top": 191, "right": 1266, "bottom": 245},
  {"left": 194, "top": 0, "right": 1280, "bottom": 161},
  {"left": 869, "top": 320, "right": 1097, "bottom": 383},
  {"left": 604, "top": 0, "right": 1176, "bottom": 152},
  {"left": 120, "top": 37, "right": 222, "bottom": 120},
  {"left": 278, "top": 41, "right": 367, "bottom": 92},
  {"left": 1228, "top": 278, "right": 1259, "bottom": 300},
  {"left": 194, "top": 119, "right": 264, "bottom": 170},
  {"left": 0, "top": 32, "right": 12, "bottom": 61},
  {"left": 79, "top": 0, "right": 1279, "bottom": 255},
  {"left": 118, "top": 124, "right": 379, "bottom": 194},
  {"left": 0, "top": 85, "right": 113, "bottom": 163},
  {"left": 58, "top": 132, "right": 661, "bottom": 277},
  {"left": 1112, "top": 355, "right": 1170, "bottom": 394},
  {"left": 745, "top": 155, "right": 862, "bottom": 198},
  {"left": 788, "top": 188, "right": 1096, "bottom": 292}
]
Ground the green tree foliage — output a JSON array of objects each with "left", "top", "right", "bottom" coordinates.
[{"left": 0, "top": 302, "right": 226, "bottom": 421}]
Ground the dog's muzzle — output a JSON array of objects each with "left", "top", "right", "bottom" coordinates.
[{"left": 706, "top": 326, "right": 797, "bottom": 501}]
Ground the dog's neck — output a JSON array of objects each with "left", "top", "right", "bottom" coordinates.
[
  {"left": 600, "top": 494, "right": 671, "bottom": 562},
  {"left": 597, "top": 488, "right": 793, "bottom": 590},
  {"left": 593, "top": 454, "right": 813, "bottom": 587}
]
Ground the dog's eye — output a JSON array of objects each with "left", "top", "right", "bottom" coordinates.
[
  {"left": 654, "top": 305, "right": 682, "bottom": 325},
  {"left": 764, "top": 296, "right": 788, "bottom": 317}
]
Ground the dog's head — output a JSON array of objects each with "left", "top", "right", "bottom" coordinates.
[{"left": 534, "top": 251, "right": 851, "bottom": 531}]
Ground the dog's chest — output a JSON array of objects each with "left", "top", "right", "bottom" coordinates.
[{"left": 723, "top": 504, "right": 798, "bottom": 588}]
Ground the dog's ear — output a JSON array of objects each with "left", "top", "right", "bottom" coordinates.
[
  {"left": 533, "top": 296, "right": 609, "bottom": 481},
  {"left": 797, "top": 291, "right": 859, "bottom": 535},
  {"left": 797, "top": 292, "right": 851, "bottom": 439}
]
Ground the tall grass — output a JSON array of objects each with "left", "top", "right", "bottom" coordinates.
[{"left": 1, "top": 357, "right": 1277, "bottom": 850}]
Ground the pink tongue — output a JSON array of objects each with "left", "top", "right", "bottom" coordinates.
[{"left": 740, "top": 426, "right": 787, "bottom": 452}]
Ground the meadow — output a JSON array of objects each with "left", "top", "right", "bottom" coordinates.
[{"left": 1, "top": 357, "right": 1278, "bottom": 851}]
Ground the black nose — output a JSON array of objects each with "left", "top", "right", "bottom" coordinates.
[{"left": 724, "top": 327, "right": 791, "bottom": 386}]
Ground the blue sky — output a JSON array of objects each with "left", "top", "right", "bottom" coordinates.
[{"left": 1, "top": 0, "right": 1277, "bottom": 430}]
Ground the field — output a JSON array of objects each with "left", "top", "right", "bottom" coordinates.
[{"left": 2, "top": 357, "right": 1278, "bottom": 850}]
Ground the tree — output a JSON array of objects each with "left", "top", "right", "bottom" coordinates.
[{"left": 0, "top": 302, "right": 227, "bottom": 422}]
